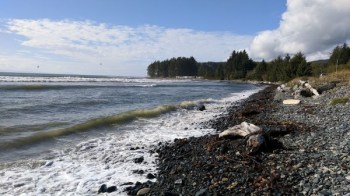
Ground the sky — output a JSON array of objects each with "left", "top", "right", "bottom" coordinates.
[{"left": 0, "top": 0, "right": 349, "bottom": 76}]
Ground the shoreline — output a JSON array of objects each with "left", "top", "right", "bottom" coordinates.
[{"left": 125, "top": 84, "right": 350, "bottom": 195}]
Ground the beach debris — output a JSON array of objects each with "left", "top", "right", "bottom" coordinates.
[
  {"left": 219, "top": 122, "right": 261, "bottom": 138},
  {"left": 283, "top": 99, "right": 301, "bottom": 105},
  {"left": 292, "top": 80, "right": 319, "bottom": 98}
]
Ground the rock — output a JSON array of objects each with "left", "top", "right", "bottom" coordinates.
[
  {"left": 137, "top": 187, "right": 151, "bottom": 195},
  {"left": 195, "top": 188, "right": 208, "bottom": 196},
  {"left": 246, "top": 134, "right": 265, "bottom": 152},
  {"left": 13, "top": 183, "right": 25, "bottom": 188},
  {"left": 198, "top": 104, "right": 206, "bottom": 111},
  {"left": 219, "top": 122, "right": 261, "bottom": 138},
  {"left": 174, "top": 179, "right": 183, "bottom": 185},
  {"left": 146, "top": 173, "right": 156, "bottom": 179},
  {"left": 98, "top": 184, "right": 107, "bottom": 193},
  {"left": 134, "top": 156, "right": 144, "bottom": 164},
  {"left": 107, "top": 186, "right": 117, "bottom": 193},
  {"left": 120, "top": 182, "right": 133, "bottom": 186},
  {"left": 283, "top": 99, "right": 301, "bottom": 105},
  {"left": 44, "top": 160, "right": 53, "bottom": 167},
  {"left": 346, "top": 175, "right": 350, "bottom": 181}
]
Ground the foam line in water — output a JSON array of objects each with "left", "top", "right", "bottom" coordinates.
[{"left": 0, "top": 105, "right": 177, "bottom": 149}]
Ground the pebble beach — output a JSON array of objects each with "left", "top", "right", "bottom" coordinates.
[{"left": 125, "top": 83, "right": 350, "bottom": 195}]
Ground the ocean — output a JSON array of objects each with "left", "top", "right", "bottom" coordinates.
[{"left": 0, "top": 72, "right": 262, "bottom": 195}]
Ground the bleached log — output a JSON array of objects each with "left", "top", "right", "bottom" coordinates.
[
  {"left": 304, "top": 83, "right": 320, "bottom": 97},
  {"left": 283, "top": 99, "right": 301, "bottom": 105},
  {"left": 219, "top": 122, "right": 261, "bottom": 138}
]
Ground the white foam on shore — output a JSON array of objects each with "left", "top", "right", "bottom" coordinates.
[{"left": 0, "top": 88, "right": 262, "bottom": 195}]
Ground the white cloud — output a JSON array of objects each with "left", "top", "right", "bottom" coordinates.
[
  {"left": 249, "top": 0, "right": 350, "bottom": 61},
  {"left": 3, "top": 19, "right": 252, "bottom": 76}
]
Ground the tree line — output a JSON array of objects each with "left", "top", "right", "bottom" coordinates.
[{"left": 147, "top": 44, "right": 350, "bottom": 82}]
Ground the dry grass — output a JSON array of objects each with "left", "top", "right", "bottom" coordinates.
[
  {"left": 330, "top": 97, "right": 349, "bottom": 105},
  {"left": 286, "top": 69, "right": 350, "bottom": 87}
]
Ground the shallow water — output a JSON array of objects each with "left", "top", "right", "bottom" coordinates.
[{"left": 0, "top": 72, "right": 262, "bottom": 195}]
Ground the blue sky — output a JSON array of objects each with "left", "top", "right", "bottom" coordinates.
[{"left": 0, "top": 0, "right": 349, "bottom": 76}]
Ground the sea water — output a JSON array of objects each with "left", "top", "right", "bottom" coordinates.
[{"left": 0, "top": 72, "right": 262, "bottom": 195}]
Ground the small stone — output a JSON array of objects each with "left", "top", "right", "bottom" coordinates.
[
  {"left": 346, "top": 175, "right": 350, "bottom": 181},
  {"left": 198, "top": 104, "right": 206, "bottom": 111},
  {"left": 107, "top": 186, "right": 117, "bottom": 193},
  {"left": 137, "top": 187, "right": 151, "bottom": 195},
  {"left": 44, "top": 160, "right": 54, "bottom": 167},
  {"left": 98, "top": 184, "right": 107, "bottom": 193},
  {"left": 174, "top": 179, "right": 183, "bottom": 185},
  {"left": 13, "top": 183, "right": 25, "bottom": 188},
  {"left": 195, "top": 188, "right": 208, "bottom": 196},
  {"left": 146, "top": 173, "right": 156, "bottom": 179},
  {"left": 120, "top": 182, "right": 133, "bottom": 186},
  {"left": 222, "top": 177, "right": 228, "bottom": 182},
  {"left": 134, "top": 156, "right": 144, "bottom": 164}
]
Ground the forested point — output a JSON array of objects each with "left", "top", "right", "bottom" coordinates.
[{"left": 147, "top": 43, "right": 350, "bottom": 82}]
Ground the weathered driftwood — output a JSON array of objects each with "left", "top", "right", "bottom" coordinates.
[
  {"left": 304, "top": 82, "right": 320, "bottom": 97},
  {"left": 219, "top": 122, "right": 266, "bottom": 153},
  {"left": 317, "top": 83, "right": 336, "bottom": 94},
  {"left": 219, "top": 122, "right": 261, "bottom": 138},
  {"left": 282, "top": 99, "right": 301, "bottom": 105}
]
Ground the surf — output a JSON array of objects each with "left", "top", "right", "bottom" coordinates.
[{"left": 0, "top": 105, "right": 178, "bottom": 149}]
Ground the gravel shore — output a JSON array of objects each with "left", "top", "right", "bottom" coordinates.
[{"left": 125, "top": 84, "right": 350, "bottom": 195}]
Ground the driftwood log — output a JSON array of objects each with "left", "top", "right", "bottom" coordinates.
[{"left": 219, "top": 122, "right": 265, "bottom": 152}]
